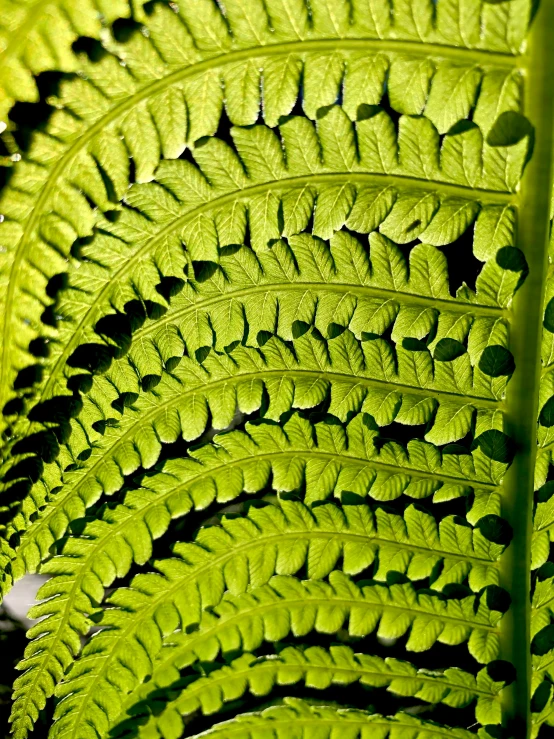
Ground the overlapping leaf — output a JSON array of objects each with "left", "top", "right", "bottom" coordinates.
[
  {"left": 161, "top": 697, "right": 478, "bottom": 739},
  {"left": 0, "top": 14, "right": 530, "bottom": 443},
  {"left": 49, "top": 571, "right": 504, "bottom": 739},
  {"left": 0, "top": 2, "right": 543, "bottom": 739},
  {"left": 113, "top": 645, "right": 504, "bottom": 738}
]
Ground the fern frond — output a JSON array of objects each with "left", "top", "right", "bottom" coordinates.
[
  {"left": 115, "top": 587, "right": 508, "bottom": 735},
  {"left": 10, "top": 111, "right": 522, "bottom": 415},
  {"left": 0, "top": 13, "right": 530, "bottom": 448},
  {"left": 10, "top": 484, "right": 506, "bottom": 735},
  {"left": 170, "top": 697, "right": 478, "bottom": 739},
  {"left": 1, "top": 103, "right": 524, "bottom": 517},
  {"left": 146, "top": 570, "right": 502, "bottom": 670},
  {"left": 112, "top": 645, "right": 504, "bottom": 738},
  {"left": 3, "top": 3, "right": 552, "bottom": 739},
  {"left": 2, "top": 201, "right": 518, "bottom": 531},
  {"left": 49, "top": 216, "right": 516, "bottom": 400},
  {"left": 49, "top": 571, "right": 504, "bottom": 739},
  {"left": 11, "top": 398, "right": 508, "bottom": 585}
]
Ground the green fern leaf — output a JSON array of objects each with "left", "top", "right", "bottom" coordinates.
[
  {"left": 112, "top": 645, "right": 504, "bottom": 737},
  {"left": 167, "top": 697, "right": 479, "bottom": 738},
  {"left": 0, "top": 0, "right": 144, "bottom": 129},
  {"left": 1, "top": 2, "right": 553, "bottom": 738},
  {"left": 10, "top": 481, "right": 506, "bottom": 731},
  {"left": 11, "top": 393, "right": 505, "bottom": 586},
  {"left": 49, "top": 571, "right": 503, "bottom": 738}
]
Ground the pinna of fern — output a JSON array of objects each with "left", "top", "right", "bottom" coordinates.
[
  {"left": 0, "top": 1, "right": 531, "bottom": 455},
  {"left": 0, "top": 1, "right": 553, "bottom": 739}
]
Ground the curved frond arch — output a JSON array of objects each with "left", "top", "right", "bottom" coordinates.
[
  {"left": 2, "top": 2, "right": 552, "bottom": 738},
  {"left": 49, "top": 571, "right": 504, "bottom": 739},
  {"left": 0, "top": 11, "right": 529, "bottom": 438},
  {"left": 11, "top": 380, "right": 507, "bottom": 584},
  {"left": 11, "top": 483, "right": 507, "bottom": 729},
  {"left": 111, "top": 645, "right": 505, "bottom": 738},
  {"left": 167, "top": 697, "right": 479, "bottom": 739}
]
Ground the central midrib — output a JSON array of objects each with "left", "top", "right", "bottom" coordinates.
[{"left": 496, "top": 3, "right": 554, "bottom": 735}]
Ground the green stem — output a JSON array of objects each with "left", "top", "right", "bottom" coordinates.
[{"left": 499, "top": 4, "right": 554, "bottom": 737}]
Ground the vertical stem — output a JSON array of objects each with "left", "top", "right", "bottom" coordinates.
[{"left": 500, "top": 3, "right": 554, "bottom": 736}]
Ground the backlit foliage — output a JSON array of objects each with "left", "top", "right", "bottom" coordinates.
[{"left": 0, "top": 1, "right": 553, "bottom": 738}]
